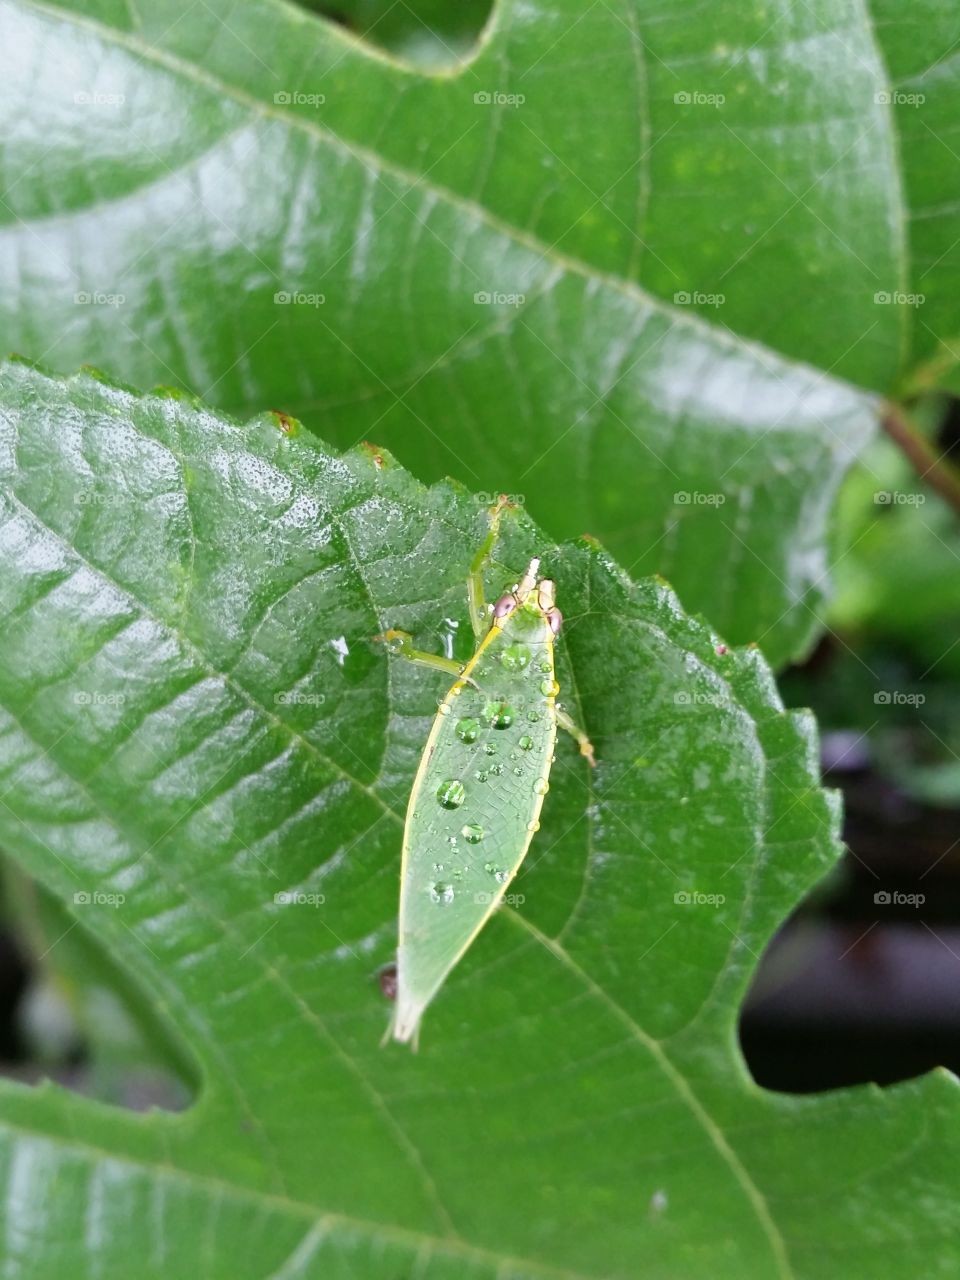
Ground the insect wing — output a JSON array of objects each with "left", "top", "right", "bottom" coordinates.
[{"left": 393, "top": 608, "right": 558, "bottom": 1043}]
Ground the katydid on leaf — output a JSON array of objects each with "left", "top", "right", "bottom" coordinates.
[{"left": 377, "top": 504, "right": 595, "bottom": 1047}]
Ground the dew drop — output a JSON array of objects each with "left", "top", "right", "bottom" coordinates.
[
  {"left": 527, "top": 711, "right": 541, "bottom": 723},
  {"left": 438, "top": 702, "right": 451, "bottom": 717},
  {"left": 513, "top": 766, "right": 523, "bottom": 776},
  {"left": 533, "top": 777, "right": 550, "bottom": 796},
  {"left": 490, "top": 763, "right": 504, "bottom": 776},
  {"left": 437, "top": 779, "right": 465, "bottom": 809},
  {"left": 540, "top": 678, "right": 559, "bottom": 697},
  {"left": 495, "top": 869, "right": 509, "bottom": 884},
  {"left": 456, "top": 716, "right": 480, "bottom": 743},
  {"left": 483, "top": 700, "right": 515, "bottom": 729},
  {"left": 501, "top": 643, "right": 531, "bottom": 672},
  {"left": 433, "top": 862, "right": 444, "bottom": 872},
  {"left": 519, "top": 735, "right": 534, "bottom": 751},
  {"left": 527, "top": 818, "right": 540, "bottom": 833},
  {"left": 430, "top": 882, "right": 455, "bottom": 905},
  {"left": 539, "top": 660, "right": 552, "bottom": 673},
  {"left": 483, "top": 862, "right": 497, "bottom": 875},
  {"left": 483, "top": 743, "right": 497, "bottom": 756},
  {"left": 461, "top": 823, "right": 484, "bottom": 844},
  {"left": 475, "top": 770, "right": 489, "bottom": 782},
  {"left": 447, "top": 835, "right": 458, "bottom": 847}
]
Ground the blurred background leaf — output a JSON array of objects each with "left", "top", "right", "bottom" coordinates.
[{"left": 15, "top": 0, "right": 959, "bottom": 662}]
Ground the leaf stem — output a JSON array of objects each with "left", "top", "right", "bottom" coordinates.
[{"left": 881, "top": 400, "right": 960, "bottom": 516}]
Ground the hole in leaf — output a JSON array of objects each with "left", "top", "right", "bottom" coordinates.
[
  {"left": 296, "top": 0, "right": 495, "bottom": 68},
  {"left": 0, "top": 860, "right": 195, "bottom": 1112},
  {"left": 741, "top": 637, "right": 960, "bottom": 1094}
]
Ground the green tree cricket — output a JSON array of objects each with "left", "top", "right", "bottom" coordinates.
[{"left": 377, "top": 507, "right": 595, "bottom": 1047}]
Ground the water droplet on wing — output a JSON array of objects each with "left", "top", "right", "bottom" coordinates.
[{"left": 437, "top": 779, "right": 466, "bottom": 808}]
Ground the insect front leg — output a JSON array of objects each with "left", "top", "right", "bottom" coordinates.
[
  {"left": 556, "top": 707, "right": 597, "bottom": 767},
  {"left": 374, "top": 630, "right": 466, "bottom": 679}
]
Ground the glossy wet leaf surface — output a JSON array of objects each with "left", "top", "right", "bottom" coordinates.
[
  {"left": 0, "top": 361, "right": 957, "bottom": 1278},
  {"left": 22, "top": 0, "right": 960, "bottom": 662}
]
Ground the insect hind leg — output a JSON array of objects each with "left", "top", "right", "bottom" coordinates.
[{"left": 556, "top": 707, "right": 597, "bottom": 767}]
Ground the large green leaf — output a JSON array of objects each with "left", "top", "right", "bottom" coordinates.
[
  {"left": 1, "top": 0, "right": 915, "bottom": 664},
  {"left": 0, "top": 360, "right": 957, "bottom": 1278},
  {"left": 868, "top": 0, "right": 960, "bottom": 391}
]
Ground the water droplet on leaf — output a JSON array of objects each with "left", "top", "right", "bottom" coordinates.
[{"left": 437, "top": 779, "right": 465, "bottom": 809}]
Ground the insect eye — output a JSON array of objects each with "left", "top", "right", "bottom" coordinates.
[
  {"left": 546, "top": 607, "right": 563, "bottom": 636},
  {"left": 492, "top": 593, "right": 518, "bottom": 620}
]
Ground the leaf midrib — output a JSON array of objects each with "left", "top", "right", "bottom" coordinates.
[
  {"left": 0, "top": 1109, "right": 597, "bottom": 1280},
  {"left": 23, "top": 0, "right": 875, "bottom": 399},
  {"left": 509, "top": 914, "right": 794, "bottom": 1280}
]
